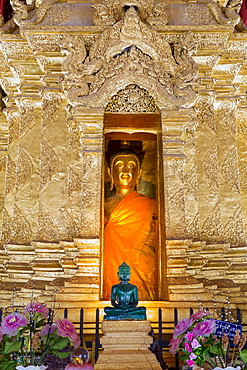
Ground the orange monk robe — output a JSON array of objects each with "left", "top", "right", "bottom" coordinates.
[{"left": 104, "top": 191, "right": 156, "bottom": 301}]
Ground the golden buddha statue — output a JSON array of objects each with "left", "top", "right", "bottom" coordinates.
[{"left": 103, "top": 141, "right": 156, "bottom": 301}]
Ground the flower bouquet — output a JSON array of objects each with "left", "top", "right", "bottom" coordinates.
[
  {"left": 169, "top": 310, "right": 247, "bottom": 369},
  {"left": 0, "top": 302, "right": 80, "bottom": 370}
]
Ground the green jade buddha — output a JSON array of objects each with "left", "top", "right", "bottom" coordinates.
[{"left": 104, "top": 262, "right": 147, "bottom": 320}]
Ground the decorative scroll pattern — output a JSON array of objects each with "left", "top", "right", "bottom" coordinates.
[
  {"left": 40, "top": 140, "right": 59, "bottom": 188},
  {"left": 10, "top": 206, "right": 31, "bottom": 244},
  {"left": 38, "top": 205, "right": 58, "bottom": 240},
  {"left": 16, "top": 147, "right": 33, "bottom": 191},
  {"left": 224, "top": 205, "right": 245, "bottom": 246},
  {"left": 40, "top": 3, "right": 74, "bottom": 25},
  {"left": 202, "top": 204, "right": 223, "bottom": 242},
  {"left": 42, "top": 91, "right": 63, "bottom": 129},
  {"left": 195, "top": 95, "right": 215, "bottom": 132},
  {"left": 184, "top": 165, "right": 198, "bottom": 200},
  {"left": 202, "top": 144, "right": 219, "bottom": 189},
  {"left": 217, "top": 101, "right": 236, "bottom": 136}
]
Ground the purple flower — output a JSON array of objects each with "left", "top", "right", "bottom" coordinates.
[
  {"left": 1, "top": 312, "right": 28, "bottom": 337},
  {"left": 186, "top": 359, "right": 195, "bottom": 366},
  {"left": 174, "top": 317, "right": 194, "bottom": 339},
  {"left": 190, "top": 353, "right": 197, "bottom": 360},
  {"left": 191, "top": 338, "right": 201, "bottom": 349},
  {"left": 192, "top": 319, "right": 216, "bottom": 337},
  {"left": 184, "top": 342, "right": 192, "bottom": 352},
  {"left": 24, "top": 302, "right": 49, "bottom": 317},
  {"left": 0, "top": 328, "right": 3, "bottom": 341},
  {"left": 56, "top": 319, "right": 78, "bottom": 342},
  {"left": 169, "top": 337, "right": 183, "bottom": 355},
  {"left": 40, "top": 323, "right": 57, "bottom": 337},
  {"left": 185, "top": 332, "right": 194, "bottom": 341},
  {"left": 191, "top": 310, "right": 212, "bottom": 321}
]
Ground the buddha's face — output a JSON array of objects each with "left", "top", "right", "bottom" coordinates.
[
  {"left": 111, "top": 154, "right": 141, "bottom": 196},
  {"left": 118, "top": 268, "right": 130, "bottom": 282}
]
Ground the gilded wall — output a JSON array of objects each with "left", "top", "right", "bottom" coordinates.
[{"left": 0, "top": 0, "right": 247, "bottom": 318}]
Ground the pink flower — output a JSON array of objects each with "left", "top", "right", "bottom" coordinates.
[
  {"left": 190, "top": 353, "right": 197, "bottom": 360},
  {"left": 1, "top": 312, "right": 28, "bottom": 336},
  {"left": 0, "top": 328, "right": 3, "bottom": 341},
  {"left": 169, "top": 337, "right": 183, "bottom": 355},
  {"left": 191, "top": 338, "right": 201, "bottom": 348},
  {"left": 186, "top": 359, "right": 195, "bottom": 366},
  {"left": 184, "top": 342, "right": 192, "bottom": 352},
  {"left": 185, "top": 332, "right": 194, "bottom": 341},
  {"left": 56, "top": 319, "right": 78, "bottom": 341},
  {"left": 24, "top": 302, "right": 49, "bottom": 317},
  {"left": 192, "top": 319, "right": 216, "bottom": 337},
  {"left": 191, "top": 310, "right": 212, "bottom": 321},
  {"left": 174, "top": 317, "right": 194, "bottom": 339},
  {"left": 40, "top": 323, "right": 57, "bottom": 336}
]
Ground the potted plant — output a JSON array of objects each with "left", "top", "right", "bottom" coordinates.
[
  {"left": 169, "top": 310, "right": 247, "bottom": 369},
  {"left": 0, "top": 301, "right": 80, "bottom": 370}
]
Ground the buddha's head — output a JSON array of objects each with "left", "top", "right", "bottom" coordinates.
[
  {"left": 109, "top": 141, "right": 141, "bottom": 196},
  {"left": 117, "top": 262, "right": 131, "bottom": 282}
]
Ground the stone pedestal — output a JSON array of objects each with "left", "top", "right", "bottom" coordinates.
[{"left": 94, "top": 320, "right": 162, "bottom": 370}]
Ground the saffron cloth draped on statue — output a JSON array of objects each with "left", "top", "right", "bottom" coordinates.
[{"left": 104, "top": 191, "right": 156, "bottom": 301}]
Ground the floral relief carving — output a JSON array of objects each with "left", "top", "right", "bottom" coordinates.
[
  {"left": 222, "top": 146, "right": 240, "bottom": 193},
  {"left": 195, "top": 95, "right": 215, "bottom": 132},
  {"left": 10, "top": 205, "right": 32, "bottom": 244},
  {"left": 40, "top": 140, "right": 59, "bottom": 188},
  {"left": 16, "top": 147, "right": 33, "bottom": 191},
  {"left": 224, "top": 205, "right": 246, "bottom": 246},
  {"left": 202, "top": 144, "right": 219, "bottom": 189},
  {"left": 175, "top": 215, "right": 188, "bottom": 239},
  {"left": 185, "top": 3, "right": 217, "bottom": 24},
  {"left": 62, "top": 6, "right": 197, "bottom": 109},
  {"left": 67, "top": 165, "right": 82, "bottom": 197},
  {"left": 18, "top": 100, "right": 39, "bottom": 137},
  {"left": 239, "top": 160, "right": 247, "bottom": 195},
  {"left": 237, "top": 110, "right": 247, "bottom": 143},
  {"left": 40, "top": 3, "right": 74, "bottom": 25},
  {"left": 0, "top": 208, "right": 11, "bottom": 243},
  {"left": 187, "top": 212, "right": 200, "bottom": 240},
  {"left": 217, "top": 101, "right": 236, "bottom": 136},
  {"left": 0, "top": 153, "right": 7, "bottom": 173},
  {"left": 38, "top": 205, "right": 58, "bottom": 240},
  {"left": 201, "top": 204, "right": 223, "bottom": 242},
  {"left": 5, "top": 156, "right": 17, "bottom": 194},
  {"left": 184, "top": 165, "right": 198, "bottom": 200},
  {"left": 42, "top": 91, "right": 63, "bottom": 129},
  {"left": 168, "top": 189, "right": 185, "bottom": 212},
  {"left": 4, "top": 109, "right": 20, "bottom": 144}
]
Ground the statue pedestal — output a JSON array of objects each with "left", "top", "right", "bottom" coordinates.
[{"left": 94, "top": 320, "right": 162, "bottom": 370}]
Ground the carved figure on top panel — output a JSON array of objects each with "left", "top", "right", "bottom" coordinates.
[{"left": 61, "top": 6, "right": 198, "bottom": 109}]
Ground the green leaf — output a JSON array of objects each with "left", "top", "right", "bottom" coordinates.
[
  {"left": 208, "top": 343, "right": 223, "bottom": 357},
  {"left": 51, "top": 337, "right": 69, "bottom": 351},
  {"left": 4, "top": 341, "right": 22, "bottom": 354},
  {"left": 0, "top": 361, "right": 16, "bottom": 370},
  {"left": 36, "top": 319, "right": 46, "bottom": 328},
  {"left": 240, "top": 350, "right": 247, "bottom": 363},
  {"left": 51, "top": 350, "right": 71, "bottom": 359}
]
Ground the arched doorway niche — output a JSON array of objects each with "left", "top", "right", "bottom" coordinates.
[{"left": 101, "top": 84, "right": 168, "bottom": 301}]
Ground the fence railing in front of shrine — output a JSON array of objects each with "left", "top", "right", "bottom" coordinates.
[{"left": 0, "top": 307, "right": 243, "bottom": 369}]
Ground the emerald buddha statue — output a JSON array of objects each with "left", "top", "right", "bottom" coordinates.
[{"left": 104, "top": 262, "right": 147, "bottom": 320}]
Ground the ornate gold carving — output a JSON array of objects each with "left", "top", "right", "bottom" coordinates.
[
  {"left": 237, "top": 109, "right": 247, "bottom": 143},
  {"left": 0, "top": 208, "right": 11, "bottom": 243},
  {"left": 222, "top": 146, "right": 240, "bottom": 193},
  {"left": 184, "top": 165, "right": 198, "bottom": 199},
  {"left": 6, "top": 156, "right": 17, "bottom": 194},
  {"left": 64, "top": 7, "right": 197, "bottom": 108},
  {"left": 195, "top": 95, "right": 215, "bottom": 132},
  {"left": 187, "top": 212, "right": 200, "bottom": 240},
  {"left": 202, "top": 204, "right": 223, "bottom": 242},
  {"left": 202, "top": 144, "right": 219, "bottom": 189},
  {"left": 38, "top": 205, "right": 58, "bottom": 240},
  {"left": 18, "top": 100, "right": 38, "bottom": 136},
  {"left": 224, "top": 205, "right": 245, "bottom": 246},
  {"left": 42, "top": 91, "right": 63, "bottom": 129},
  {"left": 10, "top": 205, "right": 32, "bottom": 244},
  {"left": 40, "top": 140, "right": 59, "bottom": 187},
  {"left": 175, "top": 215, "right": 187, "bottom": 239},
  {"left": 67, "top": 165, "right": 81, "bottom": 197},
  {"left": 1, "top": 41, "right": 33, "bottom": 61},
  {"left": 0, "top": 153, "right": 6, "bottom": 173},
  {"left": 185, "top": 3, "right": 217, "bottom": 24},
  {"left": 16, "top": 147, "right": 33, "bottom": 191},
  {"left": 239, "top": 159, "right": 247, "bottom": 195},
  {"left": 26, "top": 34, "right": 64, "bottom": 52},
  {"left": 4, "top": 109, "right": 20, "bottom": 144},
  {"left": 92, "top": 0, "right": 169, "bottom": 27},
  {"left": 217, "top": 100, "right": 236, "bottom": 136},
  {"left": 66, "top": 117, "right": 81, "bottom": 150},
  {"left": 199, "top": 0, "right": 239, "bottom": 25},
  {"left": 206, "top": 55, "right": 221, "bottom": 68},
  {"left": 169, "top": 189, "right": 185, "bottom": 212},
  {"left": 105, "top": 84, "right": 158, "bottom": 112},
  {"left": 40, "top": 3, "right": 73, "bottom": 25}
]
